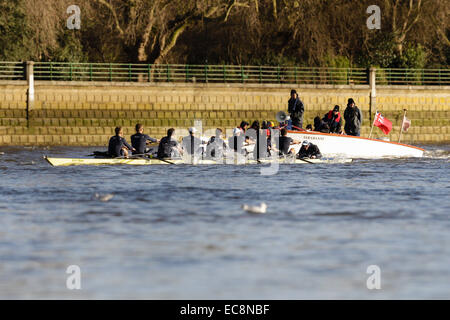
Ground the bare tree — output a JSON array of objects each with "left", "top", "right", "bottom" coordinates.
[{"left": 92, "top": 0, "right": 230, "bottom": 63}]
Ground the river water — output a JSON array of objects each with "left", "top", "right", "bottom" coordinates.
[{"left": 0, "top": 145, "right": 449, "bottom": 299}]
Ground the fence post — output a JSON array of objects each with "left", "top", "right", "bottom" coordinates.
[
  {"left": 69, "top": 63, "right": 73, "bottom": 81},
  {"left": 148, "top": 64, "right": 151, "bottom": 82},
  {"left": 204, "top": 65, "right": 208, "bottom": 83},
  {"left": 241, "top": 65, "right": 244, "bottom": 83},
  {"left": 50, "top": 62, "right": 53, "bottom": 80},
  {"left": 277, "top": 65, "right": 280, "bottom": 83},
  {"left": 223, "top": 65, "right": 226, "bottom": 83},
  {"left": 109, "top": 63, "right": 112, "bottom": 82},
  {"left": 128, "top": 64, "right": 132, "bottom": 81},
  {"left": 89, "top": 64, "right": 93, "bottom": 81},
  {"left": 25, "top": 61, "right": 35, "bottom": 127},
  {"left": 369, "top": 67, "right": 376, "bottom": 124},
  {"left": 166, "top": 65, "right": 170, "bottom": 82},
  {"left": 185, "top": 65, "right": 189, "bottom": 82},
  {"left": 259, "top": 66, "right": 262, "bottom": 84}
]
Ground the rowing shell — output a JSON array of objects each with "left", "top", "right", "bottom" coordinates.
[{"left": 44, "top": 156, "right": 352, "bottom": 167}]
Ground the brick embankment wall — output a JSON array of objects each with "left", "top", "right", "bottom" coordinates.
[{"left": 0, "top": 81, "right": 449, "bottom": 146}]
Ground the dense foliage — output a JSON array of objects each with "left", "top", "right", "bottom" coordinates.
[{"left": 1, "top": 0, "right": 448, "bottom": 68}]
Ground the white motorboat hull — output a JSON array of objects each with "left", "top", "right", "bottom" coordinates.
[{"left": 285, "top": 131, "right": 424, "bottom": 158}]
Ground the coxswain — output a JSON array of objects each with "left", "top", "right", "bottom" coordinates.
[
  {"left": 297, "top": 140, "right": 322, "bottom": 159},
  {"left": 130, "top": 123, "right": 159, "bottom": 155},
  {"left": 276, "top": 116, "right": 292, "bottom": 130},
  {"left": 157, "top": 128, "right": 182, "bottom": 159},
  {"left": 108, "top": 126, "right": 135, "bottom": 157}
]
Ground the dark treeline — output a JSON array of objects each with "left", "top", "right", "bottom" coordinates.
[{"left": 1, "top": 0, "right": 449, "bottom": 68}]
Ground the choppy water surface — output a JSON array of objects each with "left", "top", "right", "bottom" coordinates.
[{"left": 0, "top": 145, "right": 449, "bottom": 299}]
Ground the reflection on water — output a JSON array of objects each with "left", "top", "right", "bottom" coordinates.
[{"left": 0, "top": 145, "right": 449, "bottom": 299}]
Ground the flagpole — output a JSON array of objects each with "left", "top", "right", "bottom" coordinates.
[
  {"left": 368, "top": 110, "right": 377, "bottom": 139},
  {"left": 398, "top": 109, "right": 407, "bottom": 143}
]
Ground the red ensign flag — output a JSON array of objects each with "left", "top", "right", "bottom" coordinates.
[{"left": 373, "top": 112, "right": 392, "bottom": 135}]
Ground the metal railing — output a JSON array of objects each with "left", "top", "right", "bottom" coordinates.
[
  {"left": 0, "top": 61, "right": 449, "bottom": 85},
  {"left": 377, "top": 68, "right": 450, "bottom": 85},
  {"left": 0, "top": 62, "right": 25, "bottom": 80},
  {"left": 32, "top": 62, "right": 368, "bottom": 85}
]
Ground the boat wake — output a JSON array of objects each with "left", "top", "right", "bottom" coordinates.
[{"left": 423, "top": 148, "right": 450, "bottom": 159}]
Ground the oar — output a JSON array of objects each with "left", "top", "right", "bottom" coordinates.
[
  {"left": 86, "top": 150, "right": 109, "bottom": 157},
  {"left": 297, "top": 157, "right": 314, "bottom": 164},
  {"left": 148, "top": 154, "right": 175, "bottom": 165}
]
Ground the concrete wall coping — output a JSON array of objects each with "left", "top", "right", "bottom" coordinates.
[
  {"left": 377, "top": 85, "right": 450, "bottom": 91},
  {"left": 2, "top": 80, "right": 449, "bottom": 91},
  {"left": 34, "top": 81, "right": 450, "bottom": 91},
  {"left": 31, "top": 80, "right": 371, "bottom": 90},
  {"left": 0, "top": 80, "right": 27, "bottom": 86}
]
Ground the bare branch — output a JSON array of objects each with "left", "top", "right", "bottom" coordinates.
[
  {"left": 155, "top": 21, "right": 190, "bottom": 63},
  {"left": 224, "top": 0, "right": 250, "bottom": 22},
  {"left": 95, "top": 0, "right": 125, "bottom": 36}
]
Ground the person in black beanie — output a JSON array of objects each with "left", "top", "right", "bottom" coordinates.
[
  {"left": 287, "top": 89, "right": 305, "bottom": 130},
  {"left": 344, "top": 98, "right": 363, "bottom": 136}
]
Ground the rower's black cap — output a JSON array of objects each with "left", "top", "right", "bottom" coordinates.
[
  {"left": 291, "top": 89, "right": 297, "bottom": 95},
  {"left": 348, "top": 98, "right": 355, "bottom": 105},
  {"left": 333, "top": 105, "right": 339, "bottom": 112}
]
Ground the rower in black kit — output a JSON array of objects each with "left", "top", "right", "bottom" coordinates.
[
  {"left": 182, "top": 127, "right": 204, "bottom": 158},
  {"left": 130, "top": 123, "right": 158, "bottom": 155},
  {"left": 276, "top": 128, "right": 301, "bottom": 156},
  {"left": 108, "top": 126, "right": 135, "bottom": 157}
]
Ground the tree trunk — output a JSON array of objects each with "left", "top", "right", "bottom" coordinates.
[{"left": 154, "top": 21, "right": 190, "bottom": 64}]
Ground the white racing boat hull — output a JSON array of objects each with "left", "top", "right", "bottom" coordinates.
[
  {"left": 284, "top": 131, "right": 424, "bottom": 158},
  {"left": 45, "top": 156, "right": 352, "bottom": 167}
]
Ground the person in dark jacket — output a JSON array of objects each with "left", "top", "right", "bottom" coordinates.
[
  {"left": 344, "top": 98, "right": 363, "bottom": 136},
  {"left": 287, "top": 89, "right": 305, "bottom": 130},
  {"left": 130, "top": 123, "right": 159, "bottom": 155},
  {"left": 157, "top": 128, "right": 182, "bottom": 158},
  {"left": 313, "top": 116, "right": 329, "bottom": 133},
  {"left": 297, "top": 140, "right": 322, "bottom": 159},
  {"left": 323, "top": 105, "right": 343, "bottom": 134},
  {"left": 108, "top": 126, "right": 135, "bottom": 157}
]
